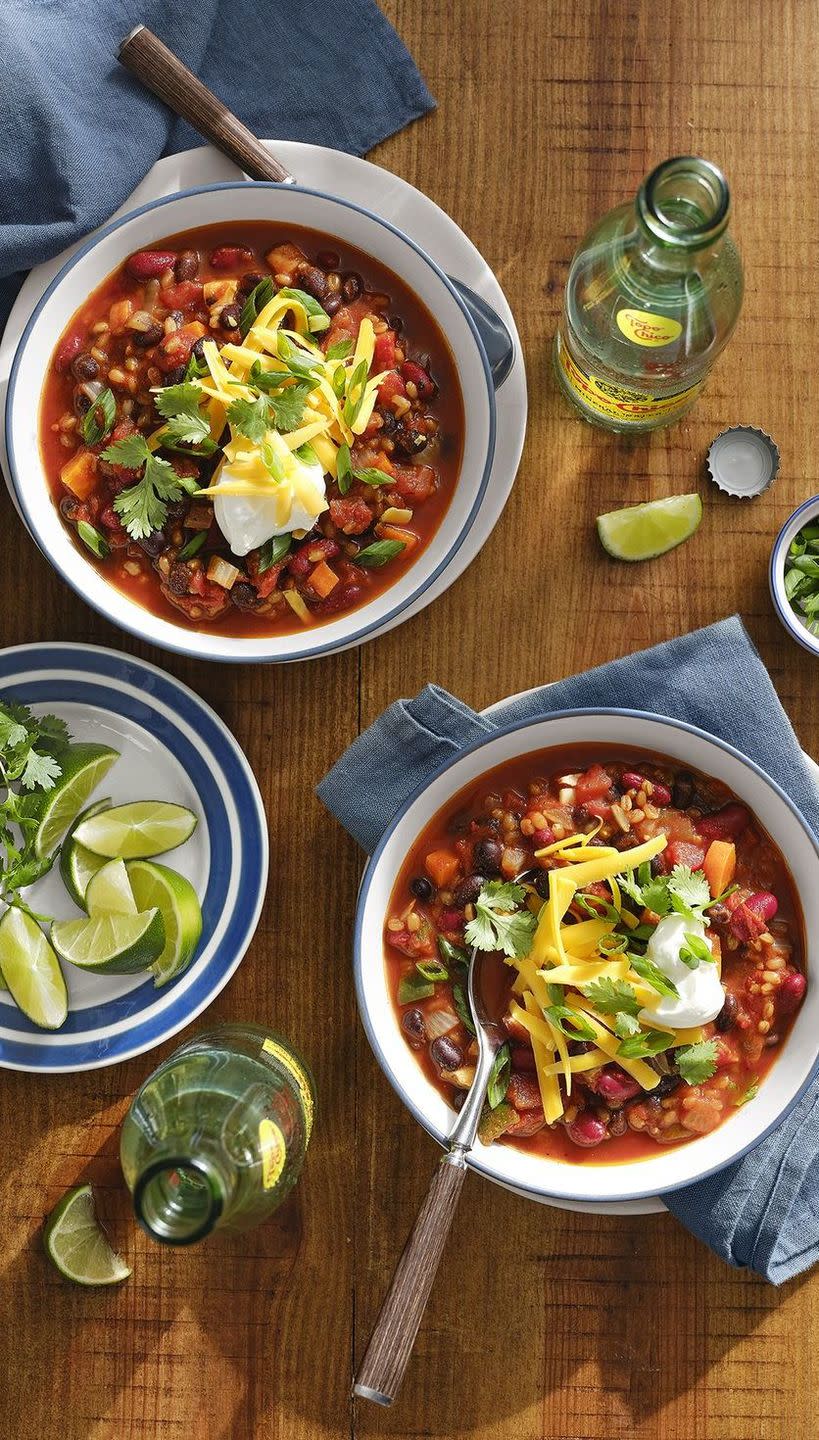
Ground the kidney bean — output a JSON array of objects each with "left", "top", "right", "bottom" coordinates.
[
  {"left": 210, "top": 245, "right": 254, "bottom": 270},
  {"left": 401, "top": 1008, "right": 426, "bottom": 1048},
  {"left": 430, "top": 1035, "right": 463, "bottom": 1072},
  {"left": 697, "top": 803, "right": 750, "bottom": 842},
  {"left": 566, "top": 1111, "right": 607, "bottom": 1147},
  {"left": 324, "top": 294, "right": 342, "bottom": 316},
  {"left": 410, "top": 875, "right": 433, "bottom": 901},
  {"left": 589, "top": 1065, "right": 642, "bottom": 1105},
  {"left": 401, "top": 359, "right": 436, "bottom": 399},
  {"left": 453, "top": 874, "right": 486, "bottom": 908},
  {"left": 716, "top": 993, "right": 738, "bottom": 1032},
  {"left": 132, "top": 320, "right": 164, "bottom": 349},
  {"left": 651, "top": 782, "right": 672, "bottom": 806},
  {"left": 508, "top": 1107, "right": 546, "bottom": 1137},
  {"left": 316, "top": 249, "right": 340, "bottom": 269},
  {"left": 313, "top": 581, "right": 362, "bottom": 615},
  {"left": 55, "top": 333, "right": 83, "bottom": 372},
  {"left": 746, "top": 891, "right": 778, "bottom": 923},
  {"left": 621, "top": 771, "right": 646, "bottom": 791},
  {"left": 671, "top": 770, "right": 695, "bottom": 808},
  {"left": 438, "top": 907, "right": 464, "bottom": 933},
  {"left": 341, "top": 272, "right": 362, "bottom": 303},
  {"left": 511, "top": 1044, "right": 537, "bottom": 1072},
  {"left": 297, "top": 264, "right": 330, "bottom": 301},
  {"left": 473, "top": 838, "right": 503, "bottom": 875},
  {"left": 126, "top": 250, "right": 177, "bottom": 280},
  {"left": 175, "top": 250, "right": 200, "bottom": 282},
  {"left": 219, "top": 303, "right": 242, "bottom": 331},
  {"left": 779, "top": 971, "right": 807, "bottom": 1015}
]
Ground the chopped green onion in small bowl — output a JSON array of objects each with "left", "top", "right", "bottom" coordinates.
[{"left": 770, "top": 497, "right": 819, "bottom": 656}]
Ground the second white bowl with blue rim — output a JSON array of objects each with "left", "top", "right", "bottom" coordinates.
[
  {"left": 6, "top": 181, "right": 501, "bottom": 664},
  {"left": 0, "top": 642, "right": 267, "bottom": 1072},
  {"left": 770, "top": 494, "right": 819, "bottom": 657}
]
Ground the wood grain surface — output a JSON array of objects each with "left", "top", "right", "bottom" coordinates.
[{"left": 1, "top": 1, "right": 817, "bottom": 1436}]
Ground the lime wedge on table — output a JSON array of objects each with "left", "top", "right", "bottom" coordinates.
[
  {"left": 59, "top": 798, "right": 111, "bottom": 909},
  {"left": 0, "top": 907, "right": 67, "bottom": 1029},
  {"left": 44, "top": 1184, "right": 130, "bottom": 1286},
  {"left": 85, "top": 859, "right": 138, "bottom": 916},
  {"left": 127, "top": 860, "right": 203, "bottom": 988},
  {"left": 596, "top": 493, "right": 703, "bottom": 561},
  {"left": 72, "top": 802, "right": 197, "bottom": 859},
  {"left": 32, "top": 744, "right": 119, "bottom": 859},
  {"left": 51, "top": 909, "right": 165, "bottom": 974}
]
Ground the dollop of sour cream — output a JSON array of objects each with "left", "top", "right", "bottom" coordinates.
[
  {"left": 638, "top": 913, "right": 725, "bottom": 1030},
  {"left": 214, "top": 438, "right": 328, "bottom": 558}
]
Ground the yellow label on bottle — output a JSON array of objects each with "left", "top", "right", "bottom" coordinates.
[
  {"left": 259, "top": 1117, "right": 287, "bottom": 1190},
  {"left": 262, "top": 1036, "right": 315, "bottom": 1139},
  {"left": 616, "top": 308, "right": 682, "bottom": 347},
  {"left": 556, "top": 332, "right": 702, "bottom": 425}
]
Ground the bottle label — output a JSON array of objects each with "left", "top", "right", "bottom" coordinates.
[
  {"left": 259, "top": 1118, "right": 287, "bottom": 1190},
  {"left": 262, "top": 1036, "right": 315, "bottom": 1140},
  {"left": 615, "top": 308, "right": 682, "bottom": 347},
  {"left": 556, "top": 332, "right": 702, "bottom": 424}
]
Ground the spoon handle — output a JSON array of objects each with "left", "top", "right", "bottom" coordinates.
[
  {"left": 117, "top": 25, "right": 295, "bottom": 184},
  {"left": 353, "top": 1153, "right": 467, "bottom": 1406}
]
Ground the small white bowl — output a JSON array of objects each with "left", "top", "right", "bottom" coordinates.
[
  {"left": 6, "top": 182, "right": 499, "bottom": 664},
  {"left": 770, "top": 495, "right": 819, "bottom": 657},
  {"left": 354, "top": 709, "right": 819, "bottom": 1205}
]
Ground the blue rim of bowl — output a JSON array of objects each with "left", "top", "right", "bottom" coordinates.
[
  {"left": 769, "top": 494, "right": 819, "bottom": 658},
  {"left": 6, "top": 181, "right": 497, "bottom": 665},
  {"left": 353, "top": 705, "right": 819, "bottom": 1203},
  {"left": 0, "top": 641, "right": 268, "bottom": 1072}
]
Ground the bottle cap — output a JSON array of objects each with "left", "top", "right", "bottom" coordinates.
[{"left": 706, "top": 426, "right": 780, "bottom": 498}]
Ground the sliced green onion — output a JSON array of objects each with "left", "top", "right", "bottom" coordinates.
[
  {"left": 544, "top": 1004, "right": 597, "bottom": 1042},
  {"left": 81, "top": 388, "right": 116, "bottom": 446},
  {"left": 416, "top": 958, "right": 448, "bottom": 983},
  {"left": 355, "top": 539, "right": 406, "bottom": 568},
  {"left": 598, "top": 932, "right": 628, "bottom": 955},
  {"left": 486, "top": 1041, "right": 512, "bottom": 1110},
  {"left": 336, "top": 443, "right": 352, "bottom": 496},
  {"left": 178, "top": 530, "right": 207, "bottom": 561},
  {"left": 258, "top": 534, "right": 291, "bottom": 573},
  {"left": 240, "top": 279, "right": 275, "bottom": 338},
  {"left": 452, "top": 982, "right": 476, "bottom": 1035},
  {"left": 76, "top": 521, "right": 109, "bottom": 560},
  {"left": 438, "top": 936, "right": 469, "bottom": 967},
  {"left": 617, "top": 1029, "right": 675, "bottom": 1060}
]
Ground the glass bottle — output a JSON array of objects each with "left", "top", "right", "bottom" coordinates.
[
  {"left": 554, "top": 156, "right": 743, "bottom": 433},
  {"left": 120, "top": 1022, "right": 315, "bottom": 1245}
]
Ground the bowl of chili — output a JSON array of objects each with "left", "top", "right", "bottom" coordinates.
[
  {"left": 354, "top": 709, "right": 819, "bottom": 1204},
  {"left": 7, "top": 182, "right": 501, "bottom": 662}
]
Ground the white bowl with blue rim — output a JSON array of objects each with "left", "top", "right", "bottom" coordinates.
[
  {"left": 0, "top": 642, "right": 267, "bottom": 1072},
  {"left": 354, "top": 709, "right": 819, "bottom": 1205},
  {"left": 6, "top": 182, "right": 508, "bottom": 664},
  {"left": 770, "top": 495, "right": 819, "bottom": 657}
]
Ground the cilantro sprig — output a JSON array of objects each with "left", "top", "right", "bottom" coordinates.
[
  {"left": 101, "top": 435, "right": 200, "bottom": 540},
  {"left": 675, "top": 1039, "right": 719, "bottom": 1084},
  {"left": 464, "top": 881, "right": 537, "bottom": 959},
  {"left": 0, "top": 703, "right": 72, "bottom": 906}
]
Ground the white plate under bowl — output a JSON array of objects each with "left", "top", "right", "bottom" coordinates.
[
  {"left": 355, "top": 709, "right": 819, "bottom": 1210},
  {"left": 0, "top": 142, "right": 526, "bottom": 658}
]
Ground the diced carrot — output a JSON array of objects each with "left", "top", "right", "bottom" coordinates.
[
  {"left": 703, "top": 840, "right": 736, "bottom": 898},
  {"left": 309, "top": 560, "right": 339, "bottom": 598},
  {"left": 424, "top": 849, "right": 460, "bottom": 888},
  {"left": 60, "top": 450, "right": 97, "bottom": 500},
  {"left": 108, "top": 297, "right": 134, "bottom": 331},
  {"left": 377, "top": 523, "right": 417, "bottom": 550}
]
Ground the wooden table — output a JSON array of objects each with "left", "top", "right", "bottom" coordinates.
[{"left": 2, "top": 2, "right": 816, "bottom": 1436}]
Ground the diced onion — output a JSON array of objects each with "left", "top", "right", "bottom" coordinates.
[
  {"left": 424, "top": 1006, "right": 460, "bottom": 1039},
  {"left": 206, "top": 556, "right": 242, "bottom": 590}
]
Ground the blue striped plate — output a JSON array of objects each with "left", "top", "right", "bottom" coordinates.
[{"left": 0, "top": 643, "right": 267, "bottom": 1072}]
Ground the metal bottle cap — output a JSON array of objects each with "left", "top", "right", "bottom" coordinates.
[{"left": 706, "top": 426, "right": 780, "bottom": 498}]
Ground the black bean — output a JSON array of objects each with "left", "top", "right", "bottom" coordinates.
[
  {"left": 72, "top": 388, "right": 92, "bottom": 417},
  {"left": 430, "top": 1035, "right": 463, "bottom": 1072},
  {"left": 453, "top": 874, "right": 487, "bottom": 908},
  {"left": 708, "top": 903, "right": 730, "bottom": 926},
  {"left": 60, "top": 495, "right": 82, "bottom": 521},
  {"left": 237, "top": 271, "right": 265, "bottom": 299},
  {"left": 231, "top": 582, "right": 257, "bottom": 611},
  {"left": 452, "top": 1090, "right": 467, "bottom": 1111},
  {"left": 650, "top": 855, "right": 665, "bottom": 876},
  {"left": 341, "top": 272, "right": 362, "bottom": 303},
  {"left": 653, "top": 1073, "right": 683, "bottom": 1098},
  {"left": 572, "top": 803, "right": 591, "bottom": 826},
  {"left": 316, "top": 249, "right": 340, "bottom": 270},
  {"left": 323, "top": 294, "right": 341, "bottom": 316},
  {"left": 138, "top": 529, "right": 167, "bottom": 559},
  {"left": 401, "top": 1008, "right": 426, "bottom": 1048},
  {"left": 716, "top": 994, "right": 738, "bottom": 1032},
  {"left": 175, "top": 249, "right": 200, "bottom": 282},
  {"left": 192, "top": 337, "right": 207, "bottom": 362},
  {"left": 298, "top": 264, "right": 331, "bottom": 302},
  {"left": 473, "top": 838, "right": 503, "bottom": 875},
  {"left": 410, "top": 876, "right": 433, "bottom": 901},
  {"left": 671, "top": 770, "right": 695, "bottom": 809},
  {"left": 132, "top": 321, "right": 163, "bottom": 349},
  {"left": 388, "top": 314, "right": 403, "bottom": 334},
  {"left": 164, "top": 366, "right": 186, "bottom": 385},
  {"left": 393, "top": 427, "right": 429, "bottom": 458},
  {"left": 533, "top": 871, "right": 552, "bottom": 899},
  {"left": 71, "top": 353, "right": 99, "bottom": 383},
  {"left": 220, "top": 303, "right": 241, "bottom": 331},
  {"left": 167, "top": 562, "right": 190, "bottom": 596}
]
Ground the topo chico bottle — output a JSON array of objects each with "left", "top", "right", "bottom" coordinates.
[
  {"left": 554, "top": 156, "right": 743, "bottom": 433},
  {"left": 120, "top": 1022, "right": 315, "bottom": 1245}
]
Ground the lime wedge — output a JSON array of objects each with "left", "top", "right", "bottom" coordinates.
[
  {"left": 85, "top": 859, "right": 137, "bottom": 916},
  {"left": 127, "top": 860, "right": 203, "bottom": 987},
  {"left": 44, "top": 1184, "right": 130, "bottom": 1286},
  {"left": 33, "top": 744, "right": 119, "bottom": 858},
  {"left": 0, "top": 907, "right": 67, "bottom": 1029},
  {"left": 51, "top": 909, "right": 165, "bottom": 974},
  {"left": 596, "top": 493, "right": 703, "bottom": 561},
  {"left": 59, "top": 798, "right": 111, "bottom": 909},
  {"left": 72, "top": 801, "right": 197, "bottom": 859}
]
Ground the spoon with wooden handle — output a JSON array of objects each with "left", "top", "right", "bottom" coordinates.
[
  {"left": 353, "top": 947, "right": 505, "bottom": 1406},
  {"left": 117, "top": 26, "right": 514, "bottom": 386}
]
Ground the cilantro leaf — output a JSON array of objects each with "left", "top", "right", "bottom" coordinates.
[
  {"left": 545, "top": 1005, "right": 597, "bottom": 1042},
  {"left": 464, "top": 881, "right": 537, "bottom": 959},
  {"left": 267, "top": 383, "right": 311, "bottom": 433},
  {"left": 159, "top": 412, "right": 211, "bottom": 447},
  {"left": 618, "top": 870, "right": 646, "bottom": 907},
  {"left": 20, "top": 749, "right": 61, "bottom": 792},
  {"left": 0, "top": 712, "right": 29, "bottom": 752},
  {"left": 667, "top": 865, "right": 711, "bottom": 913},
  {"left": 617, "top": 1030, "right": 675, "bottom": 1059},
  {"left": 675, "top": 1039, "right": 719, "bottom": 1085},
  {"left": 734, "top": 1080, "right": 759, "bottom": 1107},
  {"left": 640, "top": 877, "right": 673, "bottom": 915},
  {"left": 154, "top": 381, "right": 206, "bottom": 420},
  {"left": 581, "top": 977, "right": 641, "bottom": 1017},
  {"left": 227, "top": 395, "right": 272, "bottom": 443},
  {"left": 107, "top": 443, "right": 198, "bottom": 541},
  {"left": 614, "top": 1011, "right": 641, "bottom": 1038},
  {"left": 101, "top": 433, "right": 151, "bottom": 470}
]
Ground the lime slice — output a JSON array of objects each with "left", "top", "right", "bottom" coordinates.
[
  {"left": 596, "top": 493, "right": 703, "bottom": 561},
  {"left": 32, "top": 744, "right": 119, "bottom": 858},
  {"left": 44, "top": 1184, "right": 130, "bottom": 1286},
  {"left": 0, "top": 907, "right": 67, "bottom": 1029},
  {"left": 72, "top": 801, "right": 197, "bottom": 859},
  {"left": 85, "top": 859, "right": 138, "bottom": 916},
  {"left": 127, "top": 860, "right": 203, "bottom": 987},
  {"left": 51, "top": 909, "right": 165, "bottom": 974},
  {"left": 59, "top": 798, "right": 111, "bottom": 909}
]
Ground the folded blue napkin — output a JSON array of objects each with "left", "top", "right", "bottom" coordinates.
[
  {"left": 318, "top": 616, "right": 819, "bottom": 1282},
  {"left": 0, "top": 0, "right": 434, "bottom": 325}
]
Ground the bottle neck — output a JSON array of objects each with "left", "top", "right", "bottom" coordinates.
[
  {"left": 132, "top": 1148, "right": 234, "bottom": 1246},
  {"left": 634, "top": 155, "right": 730, "bottom": 255}
]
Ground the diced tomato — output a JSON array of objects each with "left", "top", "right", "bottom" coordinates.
[
  {"left": 506, "top": 1106, "right": 546, "bottom": 1137},
  {"left": 505, "top": 1073, "right": 542, "bottom": 1110},
  {"left": 665, "top": 840, "right": 706, "bottom": 870},
  {"left": 162, "top": 281, "right": 204, "bottom": 311},
  {"left": 714, "top": 1036, "right": 739, "bottom": 1069},
  {"left": 511, "top": 1045, "right": 537, "bottom": 1072},
  {"left": 373, "top": 331, "right": 397, "bottom": 370},
  {"left": 388, "top": 464, "right": 437, "bottom": 503},
  {"left": 329, "top": 496, "right": 373, "bottom": 535},
  {"left": 386, "top": 929, "right": 415, "bottom": 956},
  {"left": 575, "top": 764, "right": 613, "bottom": 804},
  {"left": 210, "top": 245, "right": 254, "bottom": 270},
  {"left": 377, "top": 371, "right": 407, "bottom": 406},
  {"left": 585, "top": 799, "right": 613, "bottom": 822},
  {"left": 438, "top": 907, "right": 464, "bottom": 934},
  {"left": 400, "top": 359, "right": 436, "bottom": 399}
]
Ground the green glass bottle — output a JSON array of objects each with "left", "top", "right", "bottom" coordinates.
[
  {"left": 120, "top": 1022, "right": 315, "bottom": 1245},
  {"left": 554, "top": 156, "right": 743, "bottom": 432}
]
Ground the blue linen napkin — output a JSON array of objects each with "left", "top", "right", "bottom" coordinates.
[
  {"left": 0, "top": 0, "right": 434, "bottom": 325},
  {"left": 318, "top": 616, "right": 819, "bottom": 1282}
]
